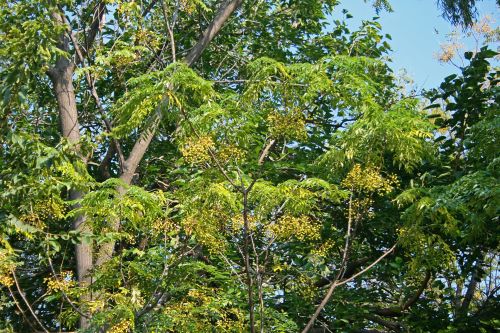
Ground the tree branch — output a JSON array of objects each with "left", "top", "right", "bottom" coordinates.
[
  {"left": 302, "top": 244, "right": 397, "bottom": 333},
  {"left": 11, "top": 270, "right": 49, "bottom": 333},
  {"left": 258, "top": 139, "right": 276, "bottom": 165},
  {"left": 122, "top": 0, "right": 244, "bottom": 186},
  {"left": 461, "top": 265, "right": 480, "bottom": 313},
  {"left": 142, "top": 0, "right": 161, "bottom": 17},
  {"left": 403, "top": 270, "right": 431, "bottom": 310},
  {"left": 185, "top": 0, "right": 244, "bottom": 66},
  {"left": 373, "top": 270, "right": 431, "bottom": 318},
  {"left": 365, "top": 314, "right": 401, "bottom": 332},
  {"left": 84, "top": 1, "right": 106, "bottom": 56}
]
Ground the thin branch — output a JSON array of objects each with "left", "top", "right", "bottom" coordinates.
[
  {"left": 142, "top": 0, "right": 160, "bottom": 17},
  {"left": 403, "top": 270, "right": 431, "bottom": 310},
  {"left": 7, "top": 286, "right": 39, "bottom": 332},
  {"left": 97, "top": 142, "right": 116, "bottom": 180},
  {"left": 335, "top": 244, "right": 397, "bottom": 287},
  {"left": 11, "top": 270, "right": 49, "bottom": 333},
  {"left": 161, "top": 0, "right": 177, "bottom": 62},
  {"left": 365, "top": 314, "right": 401, "bottom": 331},
  {"left": 242, "top": 189, "right": 256, "bottom": 333},
  {"left": 302, "top": 244, "right": 397, "bottom": 333},
  {"left": 84, "top": 1, "right": 106, "bottom": 56},
  {"left": 46, "top": 247, "right": 90, "bottom": 319}
]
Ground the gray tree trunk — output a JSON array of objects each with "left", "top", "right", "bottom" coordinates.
[{"left": 48, "top": 14, "right": 93, "bottom": 329}]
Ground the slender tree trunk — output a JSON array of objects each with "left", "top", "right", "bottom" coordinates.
[{"left": 48, "top": 13, "right": 93, "bottom": 329}]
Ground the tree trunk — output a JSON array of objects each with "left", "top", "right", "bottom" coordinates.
[{"left": 48, "top": 14, "right": 93, "bottom": 329}]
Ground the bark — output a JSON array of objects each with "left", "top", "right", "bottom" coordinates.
[
  {"left": 48, "top": 11, "right": 96, "bottom": 330},
  {"left": 461, "top": 265, "right": 480, "bottom": 314},
  {"left": 185, "top": 0, "right": 244, "bottom": 66}
]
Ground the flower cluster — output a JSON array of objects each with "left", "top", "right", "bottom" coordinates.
[
  {"left": 44, "top": 271, "right": 76, "bottom": 293},
  {"left": 20, "top": 199, "right": 65, "bottom": 230},
  {"left": 182, "top": 215, "right": 226, "bottom": 254},
  {"left": 0, "top": 250, "right": 16, "bottom": 287},
  {"left": 109, "top": 320, "right": 133, "bottom": 333},
  {"left": 151, "top": 218, "right": 175, "bottom": 236},
  {"left": 342, "top": 164, "right": 397, "bottom": 195},
  {"left": 435, "top": 42, "right": 463, "bottom": 63},
  {"left": 268, "top": 111, "right": 307, "bottom": 140},
  {"left": 268, "top": 214, "right": 321, "bottom": 241},
  {"left": 218, "top": 145, "right": 244, "bottom": 164},
  {"left": 311, "top": 239, "right": 335, "bottom": 258},
  {"left": 295, "top": 275, "right": 316, "bottom": 301},
  {"left": 181, "top": 135, "right": 215, "bottom": 165},
  {"left": 230, "top": 214, "right": 257, "bottom": 232}
]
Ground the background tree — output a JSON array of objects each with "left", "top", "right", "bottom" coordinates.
[{"left": 0, "top": 0, "right": 498, "bottom": 332}]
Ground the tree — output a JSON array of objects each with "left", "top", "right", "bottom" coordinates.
[
  {"left": 437, "top": 0, "right": 500, "bottom": 26},
  {"left": 0, "top": 1, "right": 498, "bottom": 332}
]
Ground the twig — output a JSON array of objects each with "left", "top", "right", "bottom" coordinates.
[
  {"left": 11, "top": 269, "right": 50, "bottom": 333},
  {"left": 7, "top": 286, "right": 38, "bottom": 332},
  {"left": 46, "top": 250, "right": 90, "bottom": 319}
]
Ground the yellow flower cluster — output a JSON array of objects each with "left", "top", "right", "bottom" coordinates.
[
  {"left": 215, "top": 308, "right": 245, "bottom": 331},
  {"left": 151, "top": 218, "right": 174, "bottom": 236},
  {"left": 187, "top": 289, "right": 212, "bottom": 304},
  {"left": 164, "top": 293, "right": 245, "bottom": 332},
  {"left": 85, "top": 300, "right": 105, "bottom": 315},
  {"left": 20, "top": 199, "right": 65, "bottom": 230},
  {"left": 351, "top": 197, "right": 375, "bottom": 220},
  {"left": 342, "top": 164, "right": 397, "bottom": 195},
  {"left": 19, "top": 212, "right": 44, "bottom": 229},
  {"left": 134, "top": 29, "right": 161, "bottom": 49},
  {"left": 0, "top": 275, "right": 14, "bottom": 287},
  {"left": 218, "top": 145, "right": 244, "bottom": 164},
  {"left": 472, "top": 16, "right": 493, "bottom": 34},
  {"left": 268, "top": 214, "right": 321, "bottom": 241},
  {"left": 182, "top": 215, "right": 226, "bottom": 254},
  {"left": 435, "top": 42, "right": 462, "bottom": 63},
  {"left": 109, "top": 320, "right": 132, "bottom": 333},
  {"left": 174, "top": 0, "right": 196, "bottom": 13},
  {"left": 44, "top": 271, "right": 76, "bottom": 293},
  {"left": 311, "top": 239, "right": 335, "bottom": 258},
  {"left": 0, "top": 250, "right": 15, "bottom": 287},
  {"left": 268, "top": 111, "right": 307, "bottom": 140},
  {"left": 181, "top": 135, "right": 215, "bottom": 165}
]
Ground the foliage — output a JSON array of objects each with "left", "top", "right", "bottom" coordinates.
[{"left": 0, "top": 0, "right": 498, "bottom": 333}]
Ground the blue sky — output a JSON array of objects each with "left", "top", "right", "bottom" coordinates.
[{"left": 331, "top": 0, "right": 499, "bottom": 90}]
